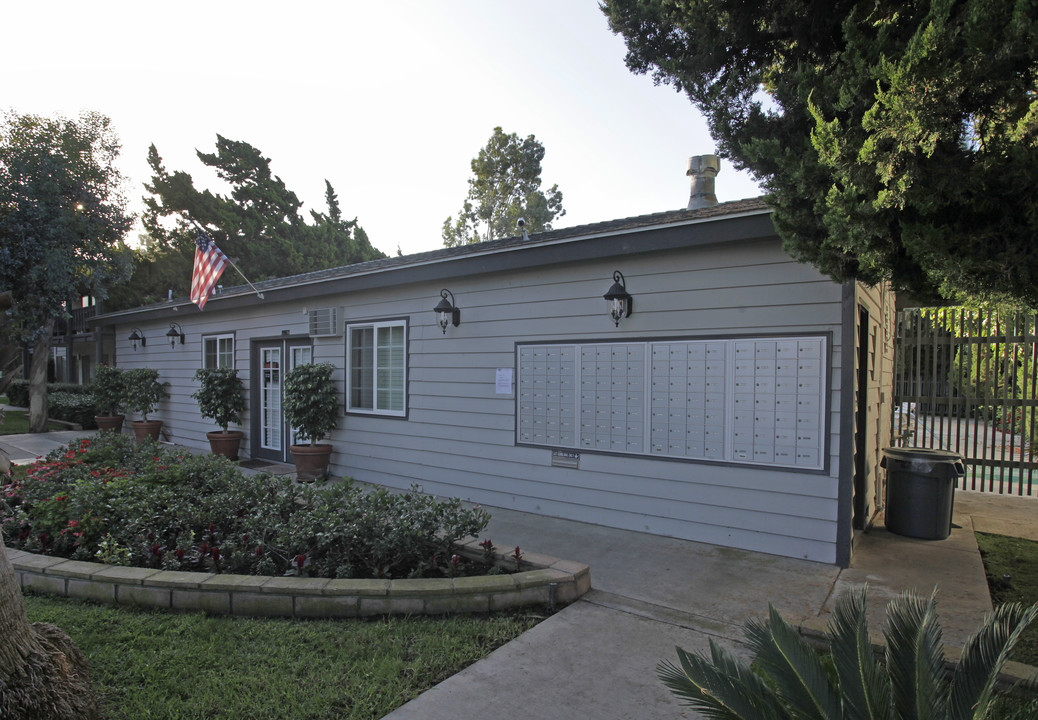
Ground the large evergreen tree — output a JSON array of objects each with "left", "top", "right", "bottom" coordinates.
[
  {"left": 0, "top": 111, "right": 132, "bottom": 431},
  {"left": 442, "top": 127, "right": 565, "bottom": 246},
  {"left": 113, "top": 136, "right": 384, "bottom": 309},
  {"left": 603, "top": 0, "right": 1038, "bottom": 305}
]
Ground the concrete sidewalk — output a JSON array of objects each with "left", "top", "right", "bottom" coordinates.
[
  {"left": 384, "top": 491, "right": 1034, "bottom": 720},
  {"left": 1, "top": 429, "right": 1033, "bottom": 719}
]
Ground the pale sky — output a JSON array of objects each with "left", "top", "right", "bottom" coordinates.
[{"left": 2, "top": 1, "right": 762, "bottom": 257}]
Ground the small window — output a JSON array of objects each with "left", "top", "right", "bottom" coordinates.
[
  {"left": 346, "top": 320, "right": 406, "bottom": 416},
  {"left": 202, "top": 334, "right": 235, "bottom": 369}
]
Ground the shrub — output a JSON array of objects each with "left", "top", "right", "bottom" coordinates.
[
  {"left": 1, "top": 434, "right": 490, "bottom": 579},
  {"left": 49, "top": 392, "right": 99, "bottom": 429},
  {"left": 122, "top": 368, "right": 169, "bottom": 422},
  {"left": 283, "top": 363, "right": 338, "bottom": 445},
  {"left": 91, "top": 365, "right": 125, "bottom": 416},
  {"left": 49, "top": 383, "right": 93, "bottom": 396},
  {"left": 6, "top": 380, "right": 29, "bottom": 407},
  {"left": 659, "top": 587, "right": 1038, "bottom": 720},
  {"left": 191, "top": 368, "right": 246, "bottom": 433}
]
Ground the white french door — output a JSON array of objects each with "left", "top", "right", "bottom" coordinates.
[{"left": 252, "top": 339, "right": 313, "bottom": 462}]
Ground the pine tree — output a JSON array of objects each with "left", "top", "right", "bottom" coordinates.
[
  {"left": 604, "top": 0, "right": 1038, "bottom": 305},
  {"left": 443, "top": 127, "right": 565, "bottom": 246}
]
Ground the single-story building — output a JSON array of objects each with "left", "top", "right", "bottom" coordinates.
[{"left": 92, "top": 159, "right": 895, "bottom": 566}]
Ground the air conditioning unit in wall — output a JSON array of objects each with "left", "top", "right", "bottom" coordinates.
[{"left": 308, "top": 307, "right": 342, "bottom": 337}]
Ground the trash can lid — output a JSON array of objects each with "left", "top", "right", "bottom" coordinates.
[{"left": 882, "top": 447, "right": 963, "bottom": 463}]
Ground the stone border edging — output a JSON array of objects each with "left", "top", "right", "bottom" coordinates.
[
  {"left": 798, "top": 616, "right": 1038, "bottom": 698},
  {"left": 6, "top": 538, "right": 591, "bottom": 617}
]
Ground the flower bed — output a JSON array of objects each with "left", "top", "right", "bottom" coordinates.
[{"left": 2, "top": 434, "right": 491, "bottom": 580}]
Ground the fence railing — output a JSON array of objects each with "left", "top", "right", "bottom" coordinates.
[{"left": 893, "top": 307, "right": 1038, "bottom": 496}]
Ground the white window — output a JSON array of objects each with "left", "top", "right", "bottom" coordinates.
[
  {"left": 346, "top": 320, "right": 406, "bottom": 416},
  {"left": 202, "top": 334, "right": 235, "bottom": 369}
]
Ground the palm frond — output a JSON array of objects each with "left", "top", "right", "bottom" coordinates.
[
  {"left": 744, "top": 603, "right": 842, "bottom": 720},
  {"left": 884, "top": 590, "right": 947, "bottom": 720},
  {"left": 657, "top": 641, "right": 788, "bottom": 720},
  {"left": 826, "top": 587, "right": 892, "bottom": 720},
  {"left": 947, "top": 602, "right": 1038, "bottom": 720}
]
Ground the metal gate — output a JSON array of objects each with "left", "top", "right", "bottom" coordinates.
[{"left": 893, "top": 307, "right": 1038, "bottom": 495}]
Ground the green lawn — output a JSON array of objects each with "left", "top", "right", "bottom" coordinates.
[
  {"left": 24, "top": 593, "right": 540, "bottom": 720},
  {"left": 0, "top": 406, "right": 61, "bottom": 434},
  {"left": 977, "top": 534, "right": 1038, "bottom": 719},
  {"left": 976, "top": 532, "right": 1038, "bottom": 666}
]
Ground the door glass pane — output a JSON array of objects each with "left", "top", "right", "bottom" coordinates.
[{"left": 261, "top": 348, "right": 281, "bottom": 450}]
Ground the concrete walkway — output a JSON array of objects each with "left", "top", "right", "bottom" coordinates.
[
  {"left": 383, "top": 491, "right": 1032, "bottom": 720},
  {"left": 1, "top": 429, "right": 1034, "bottom": 719}
]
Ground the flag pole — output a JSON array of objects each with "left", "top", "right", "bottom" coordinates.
[{"left": 188, "top": 220, "right": 265, "bottom": 300}]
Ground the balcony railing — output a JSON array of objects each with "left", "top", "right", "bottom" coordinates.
[{"left": 52, "top": 306, "right": 97, "bottom": 337}]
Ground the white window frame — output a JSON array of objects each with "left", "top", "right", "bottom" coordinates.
[
  {"left": 345, "top": 319, "right": 407, "bottom": 417},
  {"left": 202, "top": 333, "right": 235, "bottom": 369}
]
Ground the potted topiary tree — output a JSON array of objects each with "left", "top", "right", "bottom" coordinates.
[
  {"left": 122, "top": 367, "right": 170, "bottom": 442},
  {"left": 192, "top": 367, "right": 247, "bottom": 460},
  {"left": 91, "top": 365, "right": 126, "bottom": 433},
  {"left": 283, "top": 362, "right": 339, "bottom": 481}
]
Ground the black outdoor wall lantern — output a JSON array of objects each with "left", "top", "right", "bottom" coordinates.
[
  {"left": 128, "top": 328, "right": 146, "bottom": 351},
  {"left": 603, "top": 270, "right": 633, "bottom": 327},
  {"left": 166, "top": 321, "right": 186, "bottom": 349},
  {"left": 434, "top": 289, "right": 461, "bottom": 334}
]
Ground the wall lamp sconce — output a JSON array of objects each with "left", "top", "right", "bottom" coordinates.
[
  {"left": 434, "top": 289, "right": 461, "bottom": 334},
  {"left": 603, "top": 270, "right": 633, "bottom": 327},
  {"left": 166, "top": 321, "right": 186, "bottom": 349},
  {"left": 128, "top": 328, "right": 146, "bottom": 351}
]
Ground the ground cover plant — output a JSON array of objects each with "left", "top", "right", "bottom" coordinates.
[
  {"left": 24, "top": 592, "right": 539, "bottom": 720},
  {"left": 1, "top": 433, "right": 490, "bottom": 579},
  {"left": 977, "top": 532, "right": 1038, "bottom": 666}
]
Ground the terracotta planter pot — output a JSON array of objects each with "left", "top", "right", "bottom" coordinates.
[
  {"left": 207, "top": 430, "right": 244, "bottom": 460},
  {"left": 94, "top": 414, "right": 125, "bottom": 433},
  {"left": 289, "top": 443, "right": 333, "bottom": 482},
  {"left": 131, "top": 420, "right": 163, "bottom": 442}
]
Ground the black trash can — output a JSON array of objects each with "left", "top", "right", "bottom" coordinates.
[{"left": 881, "top": 448, "right": 965, "bottom": 540}]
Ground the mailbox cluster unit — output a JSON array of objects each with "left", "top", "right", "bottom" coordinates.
[{"left": 517, "top": 335, "right": 828, "bottom": 471}]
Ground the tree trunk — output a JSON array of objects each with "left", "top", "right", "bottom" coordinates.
[
  {"left": 0, "top": 543, "right": 102, "bottom": 719},
  {"left": 28, "top": 321, "right": 51, "bottom": 434},
  {"left": 0, "top": 291, "right": 18, "bottom": 398}
]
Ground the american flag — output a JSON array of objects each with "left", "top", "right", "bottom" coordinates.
[{"left": 190, "top": 231, "right": 228, "bottom": 310}]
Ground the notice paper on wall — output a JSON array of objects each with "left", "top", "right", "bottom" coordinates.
[{"left": 495, "top": 368, "right": 514, "bottom": 394}]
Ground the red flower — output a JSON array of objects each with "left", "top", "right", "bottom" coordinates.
[
  {"left": 211, "top": 546, "right": 220, "bottom": 560},
  {"left": 255, "top": 545, "right": 264, "bottom": 556},
  {"left": 296, "top": 554, "right": 306, "bottom": 569},
  {"left": 175, "top": 549, "right": 185, "bottom": 560}
]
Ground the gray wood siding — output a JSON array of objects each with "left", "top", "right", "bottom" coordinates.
[{"left": 112, "top": 235, "right": 849, "bottom": 563}]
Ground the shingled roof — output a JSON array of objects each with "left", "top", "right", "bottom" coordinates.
[{"left": 95, "top": 196, "right": 771, "bottom": 322}]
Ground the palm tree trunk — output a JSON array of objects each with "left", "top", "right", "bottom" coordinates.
[{"left": 0, "top": 543, "right": 102, "bottom": 719}]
